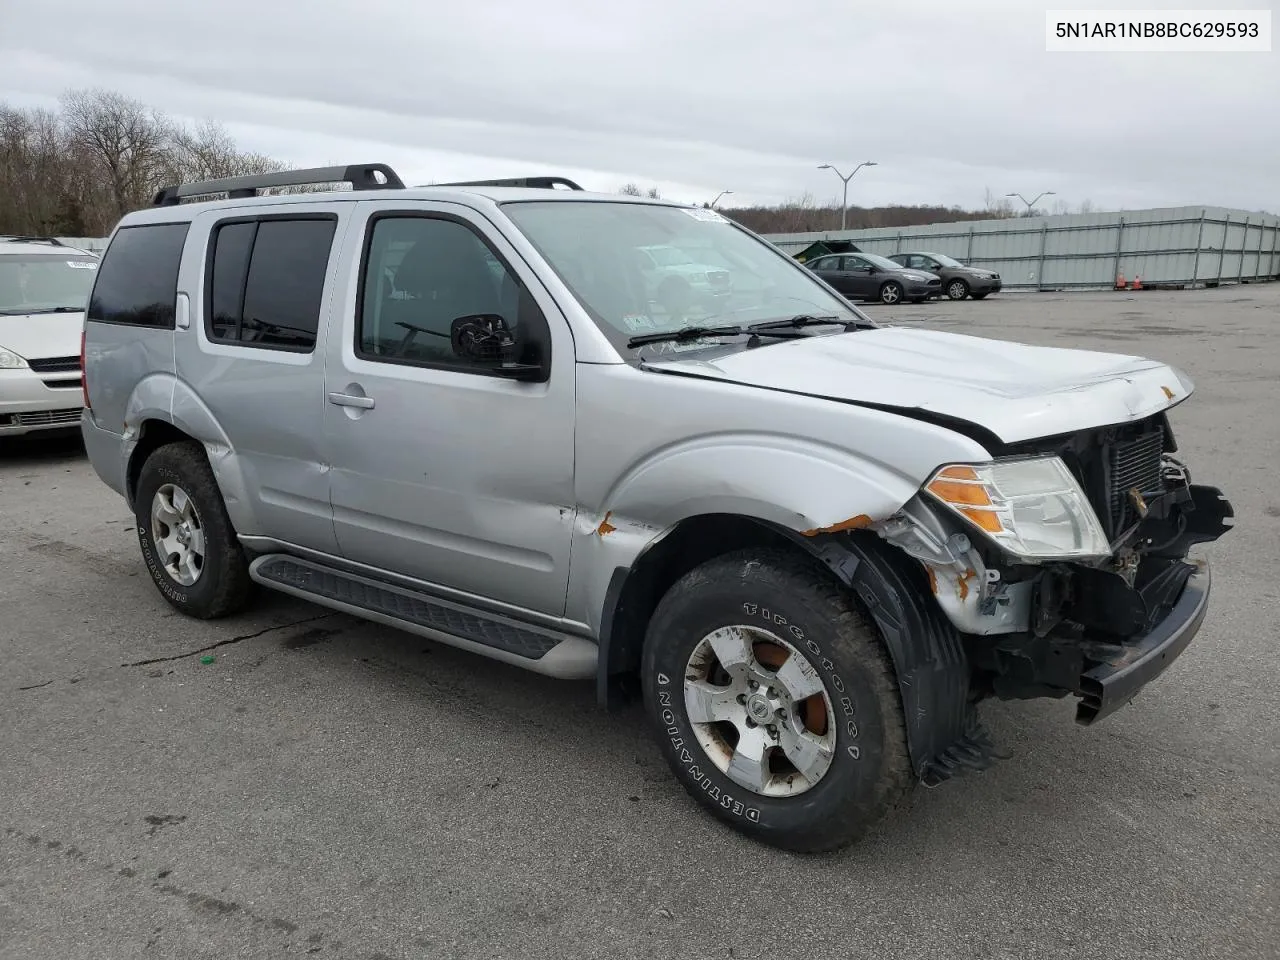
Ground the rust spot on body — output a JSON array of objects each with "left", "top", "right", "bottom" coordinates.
[
  {"left": 1161, "top": 385, "right": 1175, "bottom": 400},
  {"left": 800, "top": 514, "right": 873, "bottom": 537},
  {"left": 956, "top": 568, "right": 976, "bottom": 601},
  {"left": 596, "top": 512, "right": 617, "bottom": 537},
  {"left": 925, "top": 565, "right": 939, "bottom": 594}
]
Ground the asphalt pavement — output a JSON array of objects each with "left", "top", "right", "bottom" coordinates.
[{"left": 2, "top": 283, "right": 1277, "bottom": 959}]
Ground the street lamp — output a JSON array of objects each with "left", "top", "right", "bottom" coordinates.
[
  {"left": 818, "top": 161, "right": 877, "bottom": 231},
  {"left": 710, "top": 190, "right": 733, "bottom": 209},
  {"left": 1005, "top": 191, "right": 1055, "bottom": 216}
]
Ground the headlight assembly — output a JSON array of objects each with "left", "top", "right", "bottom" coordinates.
[
  {"left": 924, "top": 455, "right": 1111, "bottom": 560},
  {"left": 0, "top": 346, "right": 28, "bottom": 369}
]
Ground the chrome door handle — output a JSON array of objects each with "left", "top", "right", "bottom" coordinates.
[{"left": 328, "top": 392, "right": 375, "bottom": 410}]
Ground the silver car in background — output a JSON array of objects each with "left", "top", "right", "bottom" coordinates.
[{"left": 0, "top": 237, "right": 97, "bottom": 437}]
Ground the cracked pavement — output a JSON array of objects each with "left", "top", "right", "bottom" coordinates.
[{"left": 2, "top": 285, "right": 1279, "bottom": 959}]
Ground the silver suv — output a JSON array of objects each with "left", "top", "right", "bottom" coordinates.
[{"left": 80, "top": 164, "right": 1233, "bottom": 852}]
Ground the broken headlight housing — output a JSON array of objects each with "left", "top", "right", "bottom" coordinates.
[{"left": 923, "top": 455, "right": 1111, "bottom": 561}]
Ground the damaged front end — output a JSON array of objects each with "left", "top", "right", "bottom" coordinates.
[{"left": 872, "top": 411, "right": 1234, "bottom": 726}]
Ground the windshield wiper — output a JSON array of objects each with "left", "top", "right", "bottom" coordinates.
[
  {"left": 626, "top": 324, "right": 806, "bottom": 348},
  {"left": 10, "top": 306, "right": 84, "bottom": 315},
  {"left": 748, "top": 313, "right": 871, "bottom": 333}
]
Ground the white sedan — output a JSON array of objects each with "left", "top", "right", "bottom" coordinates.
[{"left": 0, "top": 238, "right": 98, "bottom": 437}]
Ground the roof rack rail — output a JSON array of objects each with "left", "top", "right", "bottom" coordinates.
[
  {"left": 433, "top": 176, "right": 584, "bottom": 191},
  {"left": 1, "top": 235, "right": 66, "bottom": 246},
  {"left": 152, "top": 163, "right": 405, "bottom": 207}
]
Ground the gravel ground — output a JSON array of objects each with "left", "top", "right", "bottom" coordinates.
[{"left": 2, "top": 283, "right": 1277, "bottom": 960}]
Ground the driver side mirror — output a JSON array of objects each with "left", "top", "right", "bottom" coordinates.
[
  {"left": 450, "top": 313, "right": 545, "bottom": 382},
  {"left": 867, "top": 264, "right": 879, "bottom": 274}
]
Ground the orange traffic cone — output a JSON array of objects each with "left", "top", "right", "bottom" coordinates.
[
  {"left": 1115, "top": 272, "right": 1127, "bottom": 290},
  {"left": 1132, "top": 274, "right": 1142, "bottom": 290}
]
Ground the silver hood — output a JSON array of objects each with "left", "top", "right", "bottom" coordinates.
[{"left": 643, "top": 326, "right": 1191, "bottom": 445}]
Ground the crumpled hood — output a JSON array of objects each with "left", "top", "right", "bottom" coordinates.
[
  {"left": 0, "top": 312, "right": 84, "bottom": 361},
  {"left": 644, "top": 326, "right": 1191, "bottom": 444}
]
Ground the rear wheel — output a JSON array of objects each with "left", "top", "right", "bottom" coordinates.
[
  {"left": 134, "top": 441, "right": 255, "bottom": 619},
  {"left": 878, "top": 281, "right": 904, "bottom": 305},
  {"left": 946, "top": 278, "right": 970, "bottom": 300},
  {"left": 642, "top": 549, "right": 913, "bottom": 853}
]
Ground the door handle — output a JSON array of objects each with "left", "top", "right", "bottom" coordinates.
[{"left": 328, "top": 392, "right": 375, "bottom": 410}]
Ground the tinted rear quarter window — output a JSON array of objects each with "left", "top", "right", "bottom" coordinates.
[
  {"left": 206, "top": 216, "right": 336, "bottom": 351},
  {"left": 88, "top": 222, "right": 190, "bottom": 328}
]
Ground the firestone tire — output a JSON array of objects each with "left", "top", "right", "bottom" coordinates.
[
  {"left": 641, "top": 548, "right": 914, "bottom": 853},
  {"left": 134, "top": 441, "right": 255, "bottom": 620}
]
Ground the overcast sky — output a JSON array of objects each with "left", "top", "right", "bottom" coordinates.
[{"left": 1, "top": 0, "right": 1276, "bottom": 214}]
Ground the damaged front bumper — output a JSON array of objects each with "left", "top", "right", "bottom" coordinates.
[
  {"left": 1074, "top": 559, "right": 1209, "bottom": 724},
  {"left": 874, "top": 480, "right": 1233, "bottom": 726}
]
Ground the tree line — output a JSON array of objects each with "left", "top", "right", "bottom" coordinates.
[
  {"left": 1, "top": 88, "right": 1092, "bottom": 239},
  {"left": 1, "top": 88, "right": 284, "bottom": 237}
]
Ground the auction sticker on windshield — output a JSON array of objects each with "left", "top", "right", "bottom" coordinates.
[{"left": 681, "top": 208, "right": 729, "bottom": 223}]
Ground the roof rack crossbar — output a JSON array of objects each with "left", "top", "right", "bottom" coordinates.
[
  {"left": 152, "top": 163, "right": 405, "bottom": 207},
  {"left": 433, "top": 176, "right": 584, "bottom": 191}
]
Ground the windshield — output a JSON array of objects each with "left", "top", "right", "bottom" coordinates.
[
  {"left": 0, "top": 254, "right": 97, "bottom": 315},
  {"left": 501, "top": 200, "right": 871, "bottom": 355},
  {"left": 930, "top": 253, "right": 964, "bottom": 268},
  {"left": 863, "top": 254, "right": 905, "bottom": 272},
  {"left": 642, "top": 245, "right": 694, "bottom": 267}
]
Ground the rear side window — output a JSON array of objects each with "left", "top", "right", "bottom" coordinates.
[
  {"left": 87, "top": 222, "right": 190, "bottom": 328},
  {"left": 205, "top": 216, "right": 337, "bottom": 352}
]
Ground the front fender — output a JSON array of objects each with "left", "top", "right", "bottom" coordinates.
[{"left": 569, "top": 434, "right": 936, "bottom": 635}]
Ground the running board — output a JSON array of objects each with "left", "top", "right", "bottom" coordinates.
[{"left": 248, "top": 554, "right": 597, "bottom": 680}]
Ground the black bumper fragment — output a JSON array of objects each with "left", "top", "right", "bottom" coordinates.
[{"left": 1075, "top": 560, "right": 1211, "bottom": 725}]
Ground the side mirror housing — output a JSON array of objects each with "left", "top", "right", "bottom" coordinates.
[{"left": 449, "top": 313, "right": 546, "bottom": 382}]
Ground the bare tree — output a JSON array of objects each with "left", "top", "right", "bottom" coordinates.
[
  {"left": 982, "top": 187, "right": 1016, "bottom": 219},
  {"left": 618, "top": 182, "right": 642, "bottom": 196},
  {"left": 645, "top": 186, "right": 661, "bottom": 199},
  {"left": 1078, "top": 198, "right": 1096, "bottom": 214},
  {"left": 0, "top": 89, "right": 296, "bottom": 235},
  {"left": 60, "top": 88, "right": 173, "bottom": 219}
]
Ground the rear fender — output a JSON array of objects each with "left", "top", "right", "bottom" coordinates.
[{"left": 122, "top": 374, "right": 258, "bottom": 533}]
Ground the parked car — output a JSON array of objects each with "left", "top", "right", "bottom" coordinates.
[
  {"left": 0, "top": 237, "right": 98, "bottom": 437},
  {"left": 634, "top": 243, "right": 733, "bottom": 317},
  {"left": 805, "top": 252, "right": 942, "bottom": 304},
  {"left": 81, "top": 164, "right": 1232, "bottom": 853},
  {"left": 889, "top": 251, "right": 1002, "bottom": 301}
]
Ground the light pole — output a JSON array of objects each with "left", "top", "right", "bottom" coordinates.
[
  {"left": 1005, "top": 191, "right": 1055, "bottom": 216},
  {"left": 710, "top": 190, "right": 733, "bottom": 209},
  {"left": 818, "top": 161, "right": 877, "bottom": 231}
]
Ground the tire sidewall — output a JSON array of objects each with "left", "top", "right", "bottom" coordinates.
[
  {"left": 642, "top": 575, "right": 897, "bottom": 845},
  {"left": 947, "top": 279, "right": 969, "bottom": 300},
  {"left": 880, "top": 282, "right": 902, "bottom": 304},
  {"left": 135, "top": 453, "right": 220, "bottom": 612}
]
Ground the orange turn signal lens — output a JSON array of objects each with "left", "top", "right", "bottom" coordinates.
[
  {"left": 936, "top": 465, "right": 980, "bottom": 481},
  {"left": 959, "top": 507, "right": 1004, "bottom": 534},
  {"left": 926, "top": 478, "right": 993, "bottom": 507}
]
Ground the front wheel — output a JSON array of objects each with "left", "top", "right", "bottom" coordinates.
[
  {"left": 641, "top": 549, "right": 913, "bottom": 853},
  {"left": 946, "top": 279, "right": 970, "bottom": 300},
  {"left": 878, "top": 281, "right": 904, "bottom": 305}
]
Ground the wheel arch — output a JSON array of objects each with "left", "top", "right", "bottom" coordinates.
[
  {"left": 121, "top": 377, "right": 257, "bottom": 534},
  {"left": 596, "top": 515, "right": 993, "bottom": 785}
]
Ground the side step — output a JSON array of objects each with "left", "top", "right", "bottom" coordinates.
[{"left": 249, "top": 555, "right": 597, "bottom": 680}]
